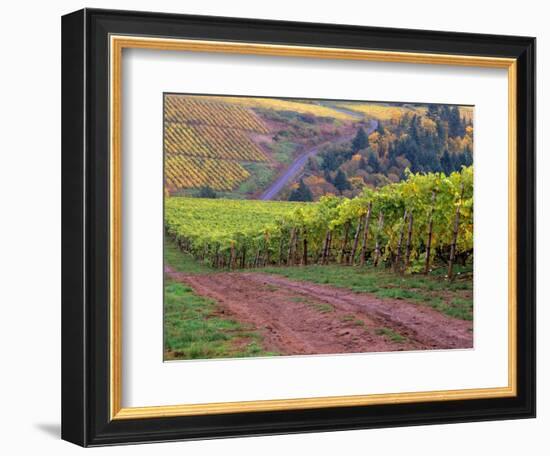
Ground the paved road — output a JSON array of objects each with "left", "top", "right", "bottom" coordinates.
[{"left": 259, "top": 119, "right": 378, "bottom": 201}]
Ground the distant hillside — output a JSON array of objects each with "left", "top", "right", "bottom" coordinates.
[
  {"left": 163, "top": 95, "right": 473, "bottom": 202},
  {"left": 282, "top": 102, "right": 473, "bottom": 201}
]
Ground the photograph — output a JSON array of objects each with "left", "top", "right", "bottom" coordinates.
[
  {"left": 57, "top": 5, "right": 536, "bottom": 447},
  {"left": 163, "top": 94, "right": 475, "bottom": 361}
]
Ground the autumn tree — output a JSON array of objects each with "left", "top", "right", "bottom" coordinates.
[{"left": 289, "top": 179, "right": 313, "bottom": 202}]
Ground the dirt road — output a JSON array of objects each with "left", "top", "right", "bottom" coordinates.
[
  {"left": 165, "top": 268, "right": 473, "bottom": 356},
  {"left": 259, "top": 119, "right": 378, "bottom": 200}
]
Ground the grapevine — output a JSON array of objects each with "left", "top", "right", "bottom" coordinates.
[{"left": 165, "top": 166, "right": 474, "bottom": 276}]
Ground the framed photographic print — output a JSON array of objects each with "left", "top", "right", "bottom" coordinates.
[{"left": 61, "top": 8, "right": 535, "bottom": 447}]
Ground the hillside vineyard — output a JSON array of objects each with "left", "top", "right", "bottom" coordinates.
[{"left": 165, "top": 166, "right": 473, "bottom": 278}]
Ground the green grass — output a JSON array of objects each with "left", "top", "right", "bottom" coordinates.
[
  {"left": 340, "top": 314, "right": 365, "bottom": 326},
  {"left": 259, "top": 264, "right": 472, "bottom": 321},
  {"left": 270, "top": 140, "right": 300, "bottom": 165},
  {"left": 164, "top": 238, "right": 274, "bottom": 360},
  {"left": 164, "top": 280, "right": 276, "bottom": 360},
  {"left": 238, "top": 162, "right": 277, "bottom": 194},
  {"left": 375, "top": 288, "right": 417, "bottom": 300},
  {"left": 289, "top": 296, "right": 309, "bottom": 303},
  {"left": 448, "top": 298, "right": 474, "bottom": 321},
  {"left": 263, "top": 284, "right": 279, "bottom": 292},
  {"left": 375, "top": 327, "right": 407, "bottom": 343},
  {"left": 309, "top": 303, "right": 334, "bottom": 313},
  {"left": 164, "top": 237, "right": 214, "bottom": 274},
  {"left": 289, "top": 295, "right": 334, "bottom": 313}
]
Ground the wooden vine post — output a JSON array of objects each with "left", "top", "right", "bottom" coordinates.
[
  {"left": 360, "top": 202, "right": 373, "bottom": 266},
  {"left": 339, "top": 220, "right": 351, "bottom": 264},
  {"left": 287, "top": 227, "right": 296, "bottom": 266},
  {"left": 263, "top": 231, "right": 270, "bottom": 266},
  {"left": 447, "top": 183, "right": 464, "bottom": 280},
  {"left": 294, "top": 230, "right": 300, "bottom": 265},
  {"left": 278, "top": 235, "right": 284, "bottom": 266},
  {"left": 302, "top": 229, "right": 308, "bottom": 266},
  {"left": 320, "top": 229, "right": 330, "bottom": 265},
  {"left": 373, "top": 212, "right": 384, "bottom": 267},
  {"left": 230, "top": 240, "right": 236, "bottom": 270},
  {"left": 424, "top": 190, "right": 436, "bottom": 274},
  {"left": 240, "top": 245, "right": 246, "bottom": 269},
  {"left": 393, "top": 209, "right": 408, "bottom": 273},
  {"left": 212, "top": 244, "right": 219, "bottom": 269},
  {"left": 349, "top": 216, "right": 363, "bottom": 265},
  {"left": 326, "top": 230, "right": 332, "bottom": 264},
  {"left": 404, "top": 211, "right": 414, "bottom": 270}
]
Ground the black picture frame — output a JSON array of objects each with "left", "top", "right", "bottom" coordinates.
[{"left": 62, "top": 8, "right": 535, "bottom": 447}]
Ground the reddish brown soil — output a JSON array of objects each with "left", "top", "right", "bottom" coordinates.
[{"left": 166, "top": 268, "right": 473, "bottom": 356}]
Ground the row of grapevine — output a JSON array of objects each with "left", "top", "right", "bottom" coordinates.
[
  {"left": 165, "top": 156, "right": 250, "bottom": 191},
  {"left": 335, "top": 103, "right": 425, "bottom": 121},
  {"left": 165, "top": 167, "right": 473, "bottom": 277},
  {"left": 204, "top": 96, "right": 356, "bottom": 121},
  {"left": 164, "top": 95, "right": 270, "bottom": 133},
  {"left": 164, "top": 123, "right": 268, "bottom": 162}
]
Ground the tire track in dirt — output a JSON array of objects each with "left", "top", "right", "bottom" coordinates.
[
  {"left": 165, "top": 268, "right": 472, "bottom": 356},
  {"left": 250, "top": 274, "right": 473, "bottom": 349}
]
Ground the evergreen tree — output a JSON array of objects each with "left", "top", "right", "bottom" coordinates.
[
  {"left": 436, "top": 119, "right": 447, "bottom": 149},
  {"left": 408, "top": 115, "right": 421, "bottom": 145},
  {"left": 367, "top": 151, "right": 380, "bottom": 173},
  {"left": 423, "top": 149, "right": 441, "bottom": 172},
  {"left": 333, "top": 170, "right": 351, "bottom": 193},
  {"left": 403, "top": 138, "right": 420, "bottom": 173},
  {"left": 440, "top": 105, "right": 452, "bottom": 121},
  {"left": 306, "top": 156, "right": 319, "bottom": 172},
  {"left": 427, "top": 104, "right": 440, "bottom": 120},
  {"left": 462, "top": 146, "right": 473, "bottom": 166},
  {"left": 376, "top": 121, "right": 385, "bottom": 136},
  {"left": 440, "top": 150, "right": 453, "bottom": 175},
  {"left": 320, "top": 145, "right": 353, "bottom": 171},
  {"left": 389, "top": 153, "right": 399, "bottom": 169},
  {"left": 452, "top": 152, "right": 462, "bottom": 172},
  {"left": 197, "top": 186, "right": 217, "bottom": 199},
  {"left": 352, "top": 127, "right": 369, "bottom": 151},
  {"left": 448, "top": 106, "right": 464, "bottom": 137},
  {"left": 320, "top": 150, "right": 339, "bottom": 171},
  {"left": 288, "top": 179, "right": 313, "bottom": 202},
  {"left": 388, "top": 143, "right": 397, "bottom": 161}
]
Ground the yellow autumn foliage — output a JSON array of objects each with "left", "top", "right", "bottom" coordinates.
[{"left": 200, "top": 96, "right": 356, "bottom": 120}]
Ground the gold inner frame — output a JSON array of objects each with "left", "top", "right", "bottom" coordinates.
[{"left": 109, "top": 35, "right": 517, "bottom": 420}]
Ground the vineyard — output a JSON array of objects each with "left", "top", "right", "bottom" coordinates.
[
  {"left": 164, "top": 96, "right": 270, "bottom": 132},
  {"left": 164, "top": 95, "right": 271, "bottom": 193},
  {"left": 165, "top": 166, "right": 473, "bottom": 277},
  {"left": 335, "top": 103, "right": 427, "bottom": 121},
  {"left": 205, "top": 96, "right": 357, "bottom": 120},
  {"left": 165, "top": 124, "right": 268, "bottom": 161},
  {"left": 335, "top": 102, "right": 473, "bottom": 124},
  {"left": 165, "top": 156, "right": 252, "bottom": 191}
]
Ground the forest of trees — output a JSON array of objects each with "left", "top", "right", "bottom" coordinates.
[{"left": 293, "top": 104, "right": 473, "bottom": 201}]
